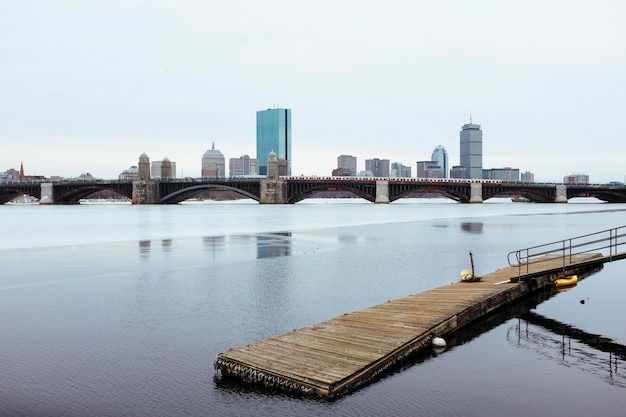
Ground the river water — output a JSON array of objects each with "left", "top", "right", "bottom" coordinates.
[{"left": 1, "top": 199, "right": 625, "bottom": 417}]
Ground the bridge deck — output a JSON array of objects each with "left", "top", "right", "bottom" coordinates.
[{"left": 214, "top": 253, "right": 605, "bottom": 398}]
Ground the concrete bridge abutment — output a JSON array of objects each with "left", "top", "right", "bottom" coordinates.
[
  {"left": 470, "top": 183, "right": 483, "bottom": 203},
  {"left": 555, "top": 185, "right": 568, "bottom": 203},
  {"left": 132, "top": 181, "right": 160, "bottom": 204},
  {"left": 260, "top": 180, "right": 287, "bottom": 204},
  {"left": 375, "top": 181, "right": 389, "bottom": 203},
  {"left": 40, "top": 183, "right": 54, "bottom": 204}
]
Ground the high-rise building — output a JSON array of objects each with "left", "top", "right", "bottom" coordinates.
[
  {"left": 431, "top": 145, "right": 448, "bottom": 178},
  {"left": 337, "top": 155, "right": 357, "bottom": 176},
  {"left": 450, "top": 165, "right": 467, "bottom": 179},
  {"left": 391, "top": 162, "right": 412, "bottom": 178},
  {"left": 256, "top": 108, "right": 291, "bottom": 176},
  {"left": 202, "top": 142, "right": 226, "bottom": 178},
  {"left": 460, "top": 122, "right": 483, "bottom": 179},
  {"left": 483, "top": 167, "right": 519, "bottom": 181},
  {"left": 521, "top": 171, "right": 534, "bottom": 183},
  {"left": 229, "top": 155, "right": 259, "bottom": 177},
  {"left": 365, "top": 158, "right": 390, "bottom": 177},
  {"left": 416, "top": 161, "right": 442, "bottom": 178}
]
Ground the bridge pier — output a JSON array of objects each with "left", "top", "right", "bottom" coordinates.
[
  {"left": 132, "top": 181, "right": 160, "bottom": 204},
  {"left": 555, "top": 185, "right": 568, "bottom": 203},
  {"left": 375, "top": 181, "right": 389, "bottom": 203},
  {"left": 470, "top": 183, "right": 483, "bottom": 203},
  {"left": 260, "top": 180, "right": 287, "bottom": 204},
  {"left": 40, "top": 183, "right": 54, "bottom": 204}
]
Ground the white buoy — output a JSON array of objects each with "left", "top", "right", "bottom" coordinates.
[{"left": 432, "top": 337, "right": 446, "bottom": 348}]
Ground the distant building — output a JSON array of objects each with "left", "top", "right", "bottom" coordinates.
[
  {"left": 416, "top": 161, "right": 442, "bottom": 178},
  {"left": 564, "top": 174, "right": 589, "bottom": 184},
  {"left": 391, "top": 162, "right": 412, "bottom": 178},
  {"left": 460, "top": 122, "right": 483, "bottom": 179},
  {"left": 4, "top": 168, "right": 20, "bottom": 181},
  {"left": 257, "top": 108, "right": 291, "bottom": 176},
  {"left": 332, "top": 167, "right": 352, "bottom": 177},
  {"left": 483, "top": 167, "right": 519, "bottom": 182},
  {"left": 229, "top": 154, "right": 258, "bottom": 177},
  {"left": 119, "top": 165, "right": 139, "bottom": 180},
  {"left": 202, "top": 142, "right": 226, "bottom": 178},
  {"left": 77, "top": 173, "right": 95, "bottom": 180},
  {"left": 151, "top": 158, "right": 176, "bottom": 179},
  {"left": 337, "top": 155, "right": 357, "bottom": 176},
  {"left": 450, "top": 165, "right": 467, "bottom": 179},
  {"left": 431, "top": 145, "right": 448, "bottom": 178},
  {"left": 520, "top": 171, "right": 534, "bottom": 183},
  {"left": 365, "top": 158, "right": 390, "bottom": 177}
]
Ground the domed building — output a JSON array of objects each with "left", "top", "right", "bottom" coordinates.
[{"left": 202, "top": 142, "right": 225, "bottom": 178}]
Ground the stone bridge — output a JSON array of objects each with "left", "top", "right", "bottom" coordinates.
[{"left": 2, "top": 178, "right": 626, "bottom": 204}]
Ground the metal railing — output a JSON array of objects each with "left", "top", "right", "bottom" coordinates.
[{"left": 507, "top": 226, "right": 626, "bottom": 278}]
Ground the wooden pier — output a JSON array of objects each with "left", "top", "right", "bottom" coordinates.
[{"left": 214, "top": 253, "right": 606, "bottom": 398}]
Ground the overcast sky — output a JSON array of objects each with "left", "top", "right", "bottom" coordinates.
[{"left": 2, "top": 0, "right": 625, "bottom": 182}]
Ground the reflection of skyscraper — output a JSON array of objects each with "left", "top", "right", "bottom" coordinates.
[
  {"left": 256, "top": 108, "right": 291, "bottom": 176},
  {"left": 431, "top": 145, "right": 448, "bottom": 178},
  {"left": 460, "top": 122, "right": 483, "bottom": 179}
]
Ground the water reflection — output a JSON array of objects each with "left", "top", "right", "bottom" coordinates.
[
  {"left": 139, "top": 240, "right": 151, "bottom": 258},
  {"left": 509, "top": 312, "right": 626, "bottom": 388},
  {"left": 256, "top": 233, "right": 291, "bottom": 259},
  {"left": 461, "top": 222, "right": 483, "bottom": 233}
]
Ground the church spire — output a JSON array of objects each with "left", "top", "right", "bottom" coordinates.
[{"left": 19, "top": 161, "right": 24, "bottom": 181}]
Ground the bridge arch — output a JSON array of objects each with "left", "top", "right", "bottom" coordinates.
[
  {"left": 286, "top": 181, "right": 376, "bottom": 204},
  {"left": 388, "top": 182, "right": 471, "bottom": 203},
  {"left": 52, "top": 183, "right": 133, "bottom": 204},
  {"left": 567, "top": 187, "right": 626, "bottom": 203},
  {"left": 160, "top": 184, "right": 260, "bottom": 204},
  {"left": 482, "top": 184, "right": 556, "bottom": 203},
  {"left": 0, "top": 184, "right": 42, "bottom": 204}
]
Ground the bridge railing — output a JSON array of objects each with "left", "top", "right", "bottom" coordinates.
[{"left": 507, "top": 226, "right": 626, "bottom": 278}]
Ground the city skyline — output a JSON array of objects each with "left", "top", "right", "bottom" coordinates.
[{"left": 2, "top": 2, "right": 625, "bottom": 183}]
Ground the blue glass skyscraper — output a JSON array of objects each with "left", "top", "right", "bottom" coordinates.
[
  {"left": 256, "top": 108, "right": 292, "bottom": 176},
  {"left": 431, "top": 145, "right": 448, "bottom": 178}
]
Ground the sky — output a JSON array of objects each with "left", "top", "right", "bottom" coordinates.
[{"left": 2, "top": 0, "right": 625, "bottom": 183}]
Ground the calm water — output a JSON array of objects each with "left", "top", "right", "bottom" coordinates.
[{"left": 1, "top": 199, "right": 625, "bottom": 417}]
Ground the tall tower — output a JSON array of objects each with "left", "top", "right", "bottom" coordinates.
[
  {"left": 256, "top": 108, "right": 291, "bottom": 176},
  {"left": 431, "top": 145, "right": 448, "bottom": 178},
  {"left": 138, "top": 153, "right": 151, "bottom": 181},
  {"left": 161, "top": 157, "right": 173, "bottom": 178},
  {"left": 460, "top": 122, "right": 483, "bottom": 179}
]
